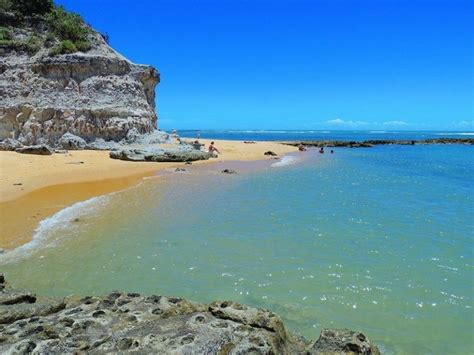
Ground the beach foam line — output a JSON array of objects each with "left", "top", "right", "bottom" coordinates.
[
  {"left": 0, "top": 194, "right": 112, "bottom": 265},
  {"left": 271, "top": 155, "right": 301, "bottom": 168},
  {"left": 0, "top": 174, "right": 160, "bottom": 266}
]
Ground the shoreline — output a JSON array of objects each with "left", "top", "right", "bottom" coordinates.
[{"left": 0, "top": 139, "right": 297, "bottom": 250}]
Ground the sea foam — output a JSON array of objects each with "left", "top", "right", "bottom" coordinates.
[
  {"left": 271, "top": 155, "right": 300, "bottom": 167},
  {"left": 0, "top": 194, "right": 111, "bottom": 265}
]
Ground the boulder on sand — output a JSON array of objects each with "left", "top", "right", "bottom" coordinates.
[
  {"left": 110, "top": 146, "right": 211, "bottom": 162},
  {"left": 0, "top": 138, "right": 22, "bottom": 151},
  {"left": 15, "top": 145, "right": 53, "bottom": 155},
  {"left": 58, "top": 133, "right": 86, "bottom": 150}
]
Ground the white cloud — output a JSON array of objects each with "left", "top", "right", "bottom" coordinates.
[
  {"left": 325, "top": 118, "right": 368, "bottom": 127},
  {"left": 383, "top": 120, "right": 408, "bottom": 126}
]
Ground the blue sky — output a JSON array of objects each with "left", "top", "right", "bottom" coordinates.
[{"left": 57, "top": 0, "right": 473, "bottom": 131}]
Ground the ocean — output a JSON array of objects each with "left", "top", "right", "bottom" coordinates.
[
  {"left": 1, "top": 130, "right": 473, "bottom": 353},
  {"left": 178, "top": 129, "right": 474, "bottom": 142}
]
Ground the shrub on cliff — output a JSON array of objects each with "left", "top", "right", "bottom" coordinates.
[
  {"left": 47, "top": 6, "right": 90, "bottom": 42},
  {"left": 0, "top": 0, "right": 12, "bottom": 13},
  {"left": 0, "top": 26, "right": 12, "bottom": 41},
  {"left": 47, "top": 5, "right": 91, "bottom": 55},
  {"left": 0, "top": 0, "right": 92, "bottom": 56},
  {"left": 49, "top": 39, "right": 76, "bottom": 55}
]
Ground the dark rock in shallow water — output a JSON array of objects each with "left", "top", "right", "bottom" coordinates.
[
  {"left": 221, "top": 169, "right": 237, "bottom": 174},
  {"left": 309, "top": 329, "right": 380, "bottom": 354},
  {"left": 264, "top": 150, "right": 278, "bottom": 156},
  {"left": 110, "top": 146, "right": 211, "bottom": 162},
  {"left": 285, "top": 138, "right": 474, "bottom": 148},
  {"left": 58, "top": 133, "right": 86, "bottom": 150},
  {"left": 0, "top": 275, "right": 380, "bottom": 354},
  {"left": 15, "top": 145, "right": 53, "bottom": 155},
  {"left": 0, "top": 290, "right": 36, "bottom": 305},
  {"left": 0, "top": 138, "right": 22, "bottom": 151}
]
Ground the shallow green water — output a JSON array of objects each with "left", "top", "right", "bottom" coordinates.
[{"left": 2, "top": 145, "right": 473, "bottom": 353}]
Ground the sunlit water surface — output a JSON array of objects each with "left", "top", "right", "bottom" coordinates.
[{"left": 2, "top": 145, "right": 473, "bottom": 354}]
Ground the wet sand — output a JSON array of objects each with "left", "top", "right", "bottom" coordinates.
[{"left": 0, "top": 139, "right": 296, "bottom": 249}]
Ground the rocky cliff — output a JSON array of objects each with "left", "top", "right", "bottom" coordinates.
[
  {"left": 0, "top": 9, "right": 159, "bottom": 145},
  {"left": 0, "top": 274, "right": 380, "bottom": 354}
]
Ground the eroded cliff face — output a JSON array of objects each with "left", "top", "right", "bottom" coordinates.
[{"left": 0, "top": 25, "right": 159, "bottom": 145}]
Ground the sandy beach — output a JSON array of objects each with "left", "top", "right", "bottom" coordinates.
[{"left": 0, "top": 139, "right": 296, "bottom": 249}]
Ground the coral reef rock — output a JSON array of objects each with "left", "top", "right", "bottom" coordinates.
[{"left": 0, "top": 275, "right": 380, "bottom": 354}]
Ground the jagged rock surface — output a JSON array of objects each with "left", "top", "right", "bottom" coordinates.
[
  {"left": 0, "top": 137, "right": 21, "bottom": 151},
  {"left": 0, "top": 22, "right": 159, "bottom": 146},
  {"left": 309, "top": 329, "right": 380, "bottom": 355},
  {"left": 0, "top": 275, "right": 380, "bottom": 354},
  {"left": 58, "top": 132, "right": 86, "bottom": 150},
  {"left": 110, "top": 146, "right": 212, "bottom": 162}
]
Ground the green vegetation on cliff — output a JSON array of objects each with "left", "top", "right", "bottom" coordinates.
[{"left": 0, "top": 0, "right": 93, "bottom": 55}]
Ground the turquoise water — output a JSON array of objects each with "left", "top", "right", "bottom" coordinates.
[
  {"left": 1, "top": 144, "right": 473, "bottom": 353},
  {"left": 179, "top": 129, "right": 474, "bottom": 142}
]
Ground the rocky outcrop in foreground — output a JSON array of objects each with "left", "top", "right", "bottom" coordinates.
[
  {"left": 0, "top": 275, "right": 380, "bottom": 354},
  {"left": 285, "top": 138, "right": 474, "bottom": 148}
]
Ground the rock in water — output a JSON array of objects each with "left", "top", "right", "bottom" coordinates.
[
  {"left": 15, "top": 145, "right": 53, "bottom": 155},
  {"left": 0, "top": 18, "right": 159, "bottom": 146},
  {"left": 110, "top": 147, "right": 211, "bottom": 162},
  {"left": 58, "top": 133, "right": 86, "bottom": 150},
  {"left": 309, "top": 329, "right": 380, "bottom": 354},
  {"left": 264, "top": 150, "right": 278, "bottom": 156}
]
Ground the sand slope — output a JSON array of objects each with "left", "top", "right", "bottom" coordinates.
[{"left": 0, "top": 140, "right": 296, "bottom": 248}]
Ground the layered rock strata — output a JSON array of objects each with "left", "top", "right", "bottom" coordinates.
[{"left": 0, "top": 22, "right": 159, "bottom": 145}]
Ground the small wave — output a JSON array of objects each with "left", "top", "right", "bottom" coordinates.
[
  {"left": 369, "top": 131, "right": 389, "bottom": 134},
  {"left": 0, "top": 195, "right": 111, "bottom": 265},
  {"left": 434, "top": 132, "right": 474, "bottom": 136},
  {"left": 221, "top": 130, "right": 331, "bottom": 134},
  {"left": 271, "top": 155, "right": 300, "bottom": 167}
]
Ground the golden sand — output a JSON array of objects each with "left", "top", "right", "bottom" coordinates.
[{"left": 0, "top": 140, "right": 296, "bottom": 249}]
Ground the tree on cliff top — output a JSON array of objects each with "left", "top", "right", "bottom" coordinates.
[
  {"left": 0, "top": 0, "right": 94, "bottom": 55},
  {"left": 15, "top": 0, "right": 53, "bottom": 15},
  {"left": 0, "top": 0, "right": 53, "bottom": 15}
]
